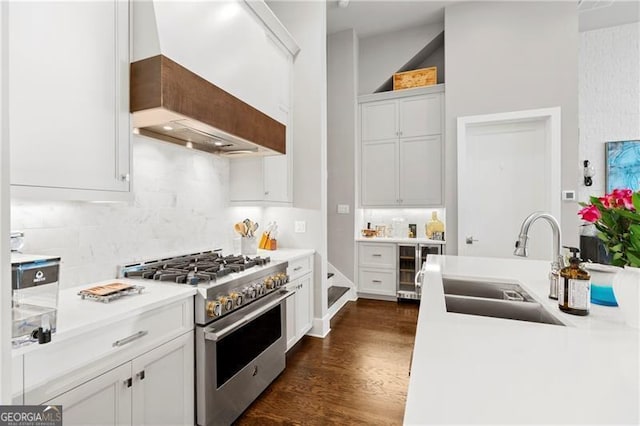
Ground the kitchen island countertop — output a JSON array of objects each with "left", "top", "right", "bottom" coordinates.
[
  {"left": 404, "top": 255, "right": 639, "bottom": 425},
  {"left": 257, "top": 248, "right": 315, "bottom": 263}
]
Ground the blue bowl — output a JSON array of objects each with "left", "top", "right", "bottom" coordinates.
[{"left": 591, "top": 283, "right": 618, "bottom": 306}]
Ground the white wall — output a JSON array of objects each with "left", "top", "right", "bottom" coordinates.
[
  {"left": 578, "top": 22, "right": 640, "bottom": 203},
  {"left": 359, "top": 22, "right": 443, "bottom": 95},
  {"left": 327, "top": 29, "right": 357, "bottom": 283},
  {"left": 11, "top": 136, "right": 235, "bottom": 289},
  {"left": 266, "top": 0, "right": 329, "bottom": 337},
  {"left": 0, "top": 0, "right": 11, "bottom": 403},
  {"left": 444, "top": 1, "right": 580, "bottom": 254}
]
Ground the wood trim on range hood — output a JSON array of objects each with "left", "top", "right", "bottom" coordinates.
[{"left": 130, "top": 55, "right": 285, "bottom": 155}]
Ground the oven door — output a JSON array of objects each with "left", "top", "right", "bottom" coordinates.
[{"left": 196, "top": 290, "right": 292, "bottom": 426}]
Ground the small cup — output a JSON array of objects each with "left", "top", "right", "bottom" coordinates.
[{"left": 240, "top": 236, "right": 257, "bottom": 255}]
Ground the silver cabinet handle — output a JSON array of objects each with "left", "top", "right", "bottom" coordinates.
[
  {"left": 465, "top": 236, "right": 479, "bottom": 245},
  {"left": 124, "top": 378, "right": 132, "bottom": 388},
  {"left": 372, "top": 280, "right": 382, "bottom": 283},
  {"left": 293, "top": 266, "right": 302, "bottom": 271},
  {"left": 136, "top": 370, "right": 145, "bottom": 381},
  {"left": 113, "top": 330, "right": 148, "bottom": 347},
  {"left": 372, "top": 254, "right": 382, "bottom": 257}
]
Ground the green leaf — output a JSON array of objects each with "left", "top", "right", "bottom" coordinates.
[
  {"left": 627, "top": 251, "right": 640, "bottom": 267},
  {"left": 611, "top": 243, "right": 623, "bottom": 252},
  {"left": 633, "top": 193, "right": 640, "bottom": 212},
  {"left": 613, "top": 252, "right": 623, "bottom": 260},
  {"left": 597, "top": 232, "right": 610, "bottom": 243}
]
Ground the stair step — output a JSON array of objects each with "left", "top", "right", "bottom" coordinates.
[
  {"left": 327, "top": 272, "right": 335, "bottom": 280},
  {"left": 328, "top": 286, "right": 349, "bottom": 309}
]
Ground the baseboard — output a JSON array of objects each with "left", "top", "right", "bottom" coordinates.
[{"left": 308, "top": 315, "right": 331, "bottom": 338}]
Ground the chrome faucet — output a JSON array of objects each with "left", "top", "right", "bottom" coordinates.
[{"left": 514, "top": 212, "right": 565, "bottom": 299}]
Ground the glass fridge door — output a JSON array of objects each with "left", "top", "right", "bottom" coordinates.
[{"left": 398, "top": 245, "right": 418, "bottom": 295}]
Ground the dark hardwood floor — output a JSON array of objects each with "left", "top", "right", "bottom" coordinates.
[{"left": 235, "top": 299, "right": 420, "bottom": 425}]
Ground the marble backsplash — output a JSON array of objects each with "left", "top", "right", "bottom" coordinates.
[{"left": 11, "top": 136, "right": 236, "bottom": 289}]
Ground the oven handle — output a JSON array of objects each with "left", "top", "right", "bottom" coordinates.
[{"left": 204, "top": 290, "right": 294, "bottom": 342}]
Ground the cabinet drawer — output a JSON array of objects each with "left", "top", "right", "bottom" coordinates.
[
  {"left": 24, "top": 298, "right": 194, "bottom": 404},
  {"left": 358, "top": 269, "right": 396, "bottom": 296},
  {"left": 287, "top": 256, "right": 312, "bottom": 280},
  {"left": 359, "top": 243, "right": 396, "bottom": 269}
]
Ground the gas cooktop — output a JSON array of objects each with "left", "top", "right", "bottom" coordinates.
[{"left": 120, "top": 250, "right": 272, "bottom": 286}]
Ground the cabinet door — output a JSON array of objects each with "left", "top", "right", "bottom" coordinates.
[
  {"left": 131, "top": 332, "right": 194, "bottom": 426},
  {"left": 229, "top": 158, "right": 265, "bottom": 202},
  {"left": 361, "top": 101, "right": 398, "bottom": 141},
  {"left": 358, "top": 268, "right": 396, "bottom": 296},
  {"left": 45, "top": 363, "right": 132, "bottom": 426},
  {"left": 399, "top": 94, "right": 442, "bottom": 138},
  {"left": 295, "top": 275, "right": 313, "bottom": 339},
  {"left": 9, "top": 1, "right": 130, "bottom": 193},
  {"left": 399, "top": 136, "right": 443, "bottom": 206},
  {"left": 285, "top": 292, "right": 297, "bottom": 351},
  {"left": 361, "top": 141, "right": 397, "bottom": 206}
]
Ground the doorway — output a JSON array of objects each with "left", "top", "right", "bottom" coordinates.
[{"left": 457, "top": 107, "right": 562, "bottom": 260}]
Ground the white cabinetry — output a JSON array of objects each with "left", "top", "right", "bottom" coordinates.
[
  {"left": 8, "top": 0, "right": 131, "bottom": 200},
  {"left": 359, "top": 86, "right": 444, "bottom": 207},
  {"left": 45, "top": 332, "right": 194, "bottom": 426},
  {"left": 357, "top": 242, "right": 397, "bottom": 298},
  {"left": 285, "top": 255, "right": 314, "bottom": 351}
]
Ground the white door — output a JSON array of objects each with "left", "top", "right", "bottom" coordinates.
[
  {"left": 9, "top": 0, "right": 130, "bottom": 192},
  {"left": 295, "top": 275, "right": 313, "bottom": 338},
  {"left": 458, "top": 109, "right": 561, "bottom": 260},
  {"left": 399, "top": 135, "right": 442, "bottom": 206},
  {"left": 361, "top": 141, "right": 397, "bottom": 206},
  {"left": 131, "top": 332, "right": 194, "bottom": 426},
  {"left": 399, "top": 94, "right": 442, "bottom": 137},
  {"left": 361, "top": 101, "right": 398, "bottom": 141},
  {"left": 285, "top": 292, "right": 297, "bottom": 351},
  {"left": 45, "top": 363, "right": 132, "bottom": 426}
]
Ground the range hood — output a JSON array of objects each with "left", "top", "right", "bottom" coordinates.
[{"left": 130, "top": 54, "right": 285, "bottom": 156}]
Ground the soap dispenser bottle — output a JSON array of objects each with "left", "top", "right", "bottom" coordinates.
[{"left": 558, "top": 247, "right": 591, "bottom": 316}]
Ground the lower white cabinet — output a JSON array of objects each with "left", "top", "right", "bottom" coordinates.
[
  {"left": 44, "top": 331, "right": 194, "bottom": 426},
  {"left": 45, "top": 363, "right": 132, "bottom": 426},
  {"left": 285, "top": 256, "right": 314, "bottom": 351},
  {"left": 358, "top": 268, "right": 396, "bottom": 296}
]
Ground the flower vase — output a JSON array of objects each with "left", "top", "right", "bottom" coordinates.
[{"left": 612, "top": 266, "right": 640, "bottom": 329}]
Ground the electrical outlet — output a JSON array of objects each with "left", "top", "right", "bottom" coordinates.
[
  {"left": 562, "top": 190, "right": 576, "bottom": 201},
  {"left": 294, "top": 221, "right": 306, "bottom": 233},
  {"left": 337, "top": 204, "right": 350, "bottom": 214}
]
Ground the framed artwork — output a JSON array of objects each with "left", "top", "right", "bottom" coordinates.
[{"left": 606, "top": 140, "right": 640, "bottom": 193}]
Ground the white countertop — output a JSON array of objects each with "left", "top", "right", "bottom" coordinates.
[
  {"left": 356, "top": 237, "right": 446, "bottom": 245},
  {"left": 404, "top": 255, "right": 639, "bottom": 425},
  {"left": 13, "top": 278, "right": 196, "bottom": 356},
  {"left": 257, "top": 248, "right": 315, "bottom": 262}
]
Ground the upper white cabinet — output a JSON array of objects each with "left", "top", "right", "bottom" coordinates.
[
  {"left": 359, "top": 86, "right": 444, "bottom": 207},
  {"left": 8, "top": 0, "right": 131, "bottom": 200}
]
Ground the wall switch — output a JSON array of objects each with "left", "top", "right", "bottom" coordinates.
[
  {"left": 294, "top": 221, "right": 306, "bottom": 233},
  {"left": 562, "top": 190, "right": 576, "bottom": 201},
  {"left": 337, "top": 204, "right": 350, "bottom": 214}
]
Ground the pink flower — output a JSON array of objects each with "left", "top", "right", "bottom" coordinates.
[
  {"left": 611, "top": 189, "right": 634, "bottom": 210},
  {"left": 599, "top": 195, "right": 614, "bottom": 208},
  {"left": 578, "top": 205, "right": 602, "bottom": 223}
]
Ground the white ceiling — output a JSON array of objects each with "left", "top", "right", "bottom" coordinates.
[
  {"left": 327, "top": 0, "right": 640, "bottom": 38},
  {"left": 326, "top": 1, "right": 452, "bottom": 38}
]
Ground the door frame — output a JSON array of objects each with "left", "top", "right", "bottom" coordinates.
[{"left": 457, "top": 107, "right": 562, "bottom": 256}]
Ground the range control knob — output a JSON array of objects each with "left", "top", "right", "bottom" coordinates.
[
  {"left": 206, "top": 301, "right": 222, "bottom": 318},
  {"left": 218, "top": 296, "right": 233, "bottom": 312},
  {"left": 244, "top": 286, "right": 256, "bottom": 299},
  {"left": 264, "top": 277, "right": 275, "bottom": 290},
  {"left": 230, "top": 291, "right": 243, "bottom": 307}
]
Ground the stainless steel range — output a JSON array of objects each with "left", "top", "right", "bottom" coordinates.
[{"left": 120, "top": 250, "right": 292, "bottom": 426}]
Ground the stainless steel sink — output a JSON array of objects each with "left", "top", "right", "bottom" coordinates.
[
  {"left": 442, "top": 278, "right": 565, "bottom": 326},
  {"left": 443, "top": 278, "right": 535, "bottom": 302}
]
